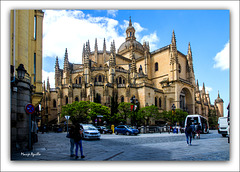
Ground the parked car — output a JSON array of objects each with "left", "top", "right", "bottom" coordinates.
[
  {"left": 96, "top": 126, "right": 113, "bottom": 134},
  {"left": 81, "top": 124, "right": 101, "bottom": 140},
  {"left": 114, "top": 125, "right": 139, "bottom": 135}
]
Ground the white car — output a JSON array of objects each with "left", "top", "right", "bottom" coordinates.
[
  {"left": 81, "top": 124, "right": 101, "bottom": 140},
  {"left": 218, "top": 117, "right": 229, "bottom": 137}
]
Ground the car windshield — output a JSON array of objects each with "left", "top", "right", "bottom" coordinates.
[
  {"left": 126, "top": 126, "right": 133, "bottom": 129},
  {"left": 83, "top": 126, "right": 97, "bottom": 130}
]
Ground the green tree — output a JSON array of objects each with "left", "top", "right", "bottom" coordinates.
[
  {"left": 138, "top": 105, "right": 160, "bottom": 125},
  {"left": 159, "top": 109, "right": 188, "bottom": 126},
  {"left": 208, "top": 109, "right": 218, "bottom": 129},
  {"left": 110, "top": 94, "right": 119, "bottom": 125},
  {"left": 61, "top": 101, "right": 91, "bottom": 124},
  {"left": 117, "top": 102, "right": 132, "bottom": 124},
  {"left": 88, "top": 102, "right": 110, "bottom": 124}
]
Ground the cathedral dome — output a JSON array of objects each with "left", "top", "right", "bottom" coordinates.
[
  {"left": 118, "top": 40, "right": 144, "bottom": 54},
  {"left": 215, "top": 91, "right": 223, "bottom": 103}
]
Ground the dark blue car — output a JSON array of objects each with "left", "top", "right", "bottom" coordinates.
[{"left": 114, "top": 125, "right": 139, "bottom": 135}]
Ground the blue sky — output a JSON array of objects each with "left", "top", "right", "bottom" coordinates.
[{"left": 42, "top": 10, "right": 229, "bottom": 116}]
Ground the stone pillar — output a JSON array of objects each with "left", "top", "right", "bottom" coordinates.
[{"left": 11, "top": 76, "right": 32, "bottom": 152}]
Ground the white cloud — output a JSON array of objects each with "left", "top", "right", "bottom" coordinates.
[
  {"left": 43, "top": 10, "right": 123, "bottom": 64},
  {"left": 42, "top": 70, "right": 55, "bottom": 88},
  {"left": 43, "top": 10, "right": 159, "bottom": 69},
  {"left": 213, "top": 41, "right": 229, "bottom": 70},
  {"left": 141, "top": 31, "right": 159, "bottom": 51},
  {"left": 107, "top": 10, "right": 118, "bottom": 17},
  {"left": 199, "top": 86, "right": 213, "bottom": 93}
]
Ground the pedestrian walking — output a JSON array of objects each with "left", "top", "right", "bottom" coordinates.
[
  {"left": 190, "top": 122, "right": 196, "bottom": 139},
  {"left": 185, "top": 122, "right": 193, "bottom": 146},
  {"left": 73, "top": 123, "right": 85, "bottom": 159},
  {"left": 68, "top": 125, "right": 75, "bottom": 157},
  {"left": 196, "top": 123, "right": 201, "bottom": 139}
]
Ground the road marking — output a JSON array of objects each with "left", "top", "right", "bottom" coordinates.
[{"left": 103, "top": 151, "right": 124, "bottom": 161}]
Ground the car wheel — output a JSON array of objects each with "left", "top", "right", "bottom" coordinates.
[
  {"left": 126, "top": 131, "right": 130, "bottom": 136},
  {"left": 115, "top": 131, "right": 118, "bottom": 135},
  {"left": 222, "top": 134, "right": 227, "bottom": 137}
]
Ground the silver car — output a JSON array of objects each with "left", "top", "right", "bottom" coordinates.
[{"left": 81, "top": 124, "right": 101, "bottom": 140}]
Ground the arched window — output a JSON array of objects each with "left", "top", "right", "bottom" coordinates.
[
  {"left": 75, "top": 79, "right": 78, "bottom": 84},
  {"left": 95, "top": 77, "right": 97, "bottom": 82},
  {"left": 65, "top": 96, "right": 68, "bottom": 104},
  {"left": 119, "top": 77, "right": 122, "bottom": 84},
  {"left": 79, "top": 77, "right": 81, "bottom": 84},
  {"left": 155, "top": 62, "right": 158, "bottom": 71},
  {"left": 155, "top": 97, "right": 158, "bottom": 106},
  {"left": 121, "top": 96, "right": 124, "bottom": 103},
  {"left": 159, "top": 98, "right": 162, "bottom": 108},
  {"left": 75, "top": 97, "right": 79, "bottom": 102},
  {"left": 123, "top": 79, "right": 125, "bottom": 84},
  {"left": 53, "top": 99, "right": 56, "bottom": 108},
  {"left": 99, "top": 75, "right": 102, "bottom": 82}
]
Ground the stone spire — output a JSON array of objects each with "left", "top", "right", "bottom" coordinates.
[
  {"left": 95, "top": 38, "right": 98, "bottom": 52},
  {"left": 109, "top": 40, "right": 116, "bottom": 67},
  {"left": 55, "top": 56, "right": 60, "bottom": 87},
  {"left": 131, "top": 51, "right": 137, "bottom": 73},
  {"left": 202, "top": 82, "right": 206, "bottom": 94},
  {"left": 103, "top": 38, "right": 106, "bottom": 53},
  {"left": 47, "top": 76, "right": 50, "bottom": 90},
  {"left": 187, "top": 42, "right": 192, "bottom": 60},
  {"left": 196, "top": 80, "right": 199, "bottom": 91},
  {"left": 84, "top": 41, "right": 90, "bottom": 67},
  {"left": 63, "top": 48, "right": 69, "bottom": 72},
  {"left": 170, "top": 30, "right": 178, "bottom": 64},
  {"left": 171, "top": 30, "right": 176, "bottom": 49},
  {"left": 55, "top": 56, "right": 59, "bottom": 70},
  {"left": 82, "top": 43, "right": 85, "bottom": 64}
]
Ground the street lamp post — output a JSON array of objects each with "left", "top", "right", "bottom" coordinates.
[{"left": 65, "top": 115, "right": 70, "bottom": 134}]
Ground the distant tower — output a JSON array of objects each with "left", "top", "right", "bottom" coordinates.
[
  {"left": 187, "top": 42, "right": 195, "bottom": 84},
  {"left": 215, "top": 91, "right": 224, "bottom": 117}
]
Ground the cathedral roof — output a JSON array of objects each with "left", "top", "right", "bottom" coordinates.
[
  {"left": 118, "top": 39, "right": 144, "bottom": 54},
  {"left": 215, "top": 91, "right": 223, "bottom": 103}
]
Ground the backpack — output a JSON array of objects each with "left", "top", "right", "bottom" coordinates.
[{"left": 186, "top": 126, "right": 192, "bottom": 134}]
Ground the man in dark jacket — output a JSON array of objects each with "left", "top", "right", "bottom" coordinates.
[
  {"left": 185, "top": 122, "right": 193, "bottom": 146},
  {"left": 69, "top": 125, "right": 75, "bottom": 157},
  {"left": 74, "top": 124, "right": 85, "bottom": 159}
]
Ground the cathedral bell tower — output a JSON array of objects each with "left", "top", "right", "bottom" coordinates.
[{"left": 126, "top": 17, "right": 136, "bottom": 41}]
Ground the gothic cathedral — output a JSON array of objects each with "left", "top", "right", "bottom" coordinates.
[{"left": 42, "top": 18, "right": 223, "bottom": 125}]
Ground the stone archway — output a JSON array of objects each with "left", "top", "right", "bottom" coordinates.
[{"left": 179, "top": 87, "right": 193, "bottom": 114}]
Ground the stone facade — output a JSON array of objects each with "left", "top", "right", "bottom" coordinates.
[
  {"left": 43, "top": 18, "right": 224, "bottom": 125},
  {"left": 10, "top": 10, "right": 44, "bottom": 152}
]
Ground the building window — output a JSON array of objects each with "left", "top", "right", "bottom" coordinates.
[
  {"left": 95, "top": 77, "right": 97, "bottom": 82},
  {"left": 34, "top": 16, "right": 37, "bottom": 40},
  {"left": 79, "top": 77, "right": 81, "bottom": 84},
  {"left": 121, "top": 96, "right": 124, "bottom": 103},
  {"left": 119, "top": 77, "right": 122, "bottom": 84},
  {"left": 123, "top": 79, "right": 125, "bottom": 84},
  {"left": 75, "top": 97, "right": 79, "bottom": 102},
  {"left": 34, "top": 53, "right": 36, "bottom": 82},
  {"left": 155, "top": 97, "right": 158, "bottom": 106},
  {"left": 155, "top": 62, "right": 158, "bottom": 71},
  {"left": 76, "top": 79, "right": 78, "bottom": 84},
  {"left": 53, "top": 99, "right": 56, "bottom": 108},
  {"left": 159, "top": 98, "right": 162, "bottom": 108},
  {"left": 66, "top": 97, "right": 68, "bottom": 104},
  {"left": 179, "top": 64, "right": 181, "bottom": 73},
  {"left": 99, "top": 75, "right": 102, "bottom": 82}
]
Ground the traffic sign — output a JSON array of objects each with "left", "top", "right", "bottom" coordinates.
[
  {"left": 65, "top": 116, "right": 70, "bottom": 120},
  {"left": 25, "top": 104, "right": 35, "bottom": 114}
]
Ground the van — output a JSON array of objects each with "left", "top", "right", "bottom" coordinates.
[
  {"left": 218, "top": 117, "right": 229, "bottom": 137},
  {"left": 184, "top": 114, "right": 209, "bottom": 134}
]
